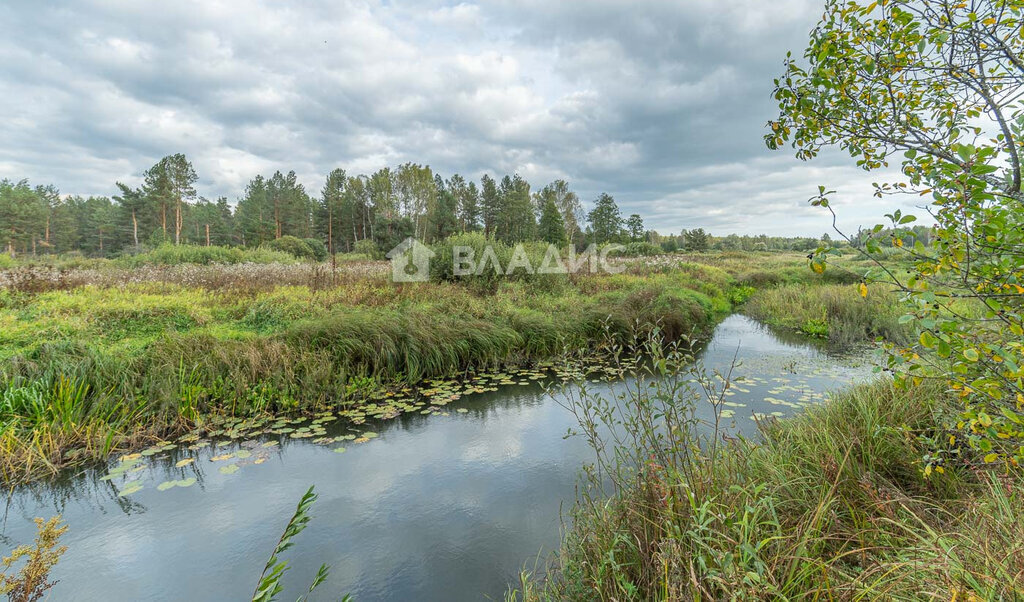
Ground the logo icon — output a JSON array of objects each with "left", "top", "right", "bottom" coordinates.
[{"left": 385, "top": 237, "right": 435, "bottom": 282}]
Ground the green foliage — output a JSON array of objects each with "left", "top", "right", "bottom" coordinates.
[
  {"left": 252, "top": 486, "right": 332, "bottom": 602},
  {"left": 301, "top": 238, "right": 328, "bottom": 262},
  {"left": 744, "top": 284, "right": 909, "bottom": 347},
  {"left": 769, "top": 0, "right": 1024, "bottom": 466},
  {"left": 261, "top": 236, "right": 317, "bottom": 261},
  {"left": 682, "top": 228, "right": 709, "bottom": 252},
  {"left": 537, "top": 198, "right": 566, "bottom": 246},
  {"left": 616, "top": 242, "right": 662, "bottom": 257},
  {"left": 587, "top": 193, "right": 622, "bottom": 245},
  {"left": 117, "top": 244, "right": 297, "bottom": 267},
  {"left": 352, "top": 239, "right": 382, "bottom": 260}
]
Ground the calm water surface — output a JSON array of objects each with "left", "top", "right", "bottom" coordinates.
[{"left": 1, "top": 315, "right": 871, "bottom": 601}]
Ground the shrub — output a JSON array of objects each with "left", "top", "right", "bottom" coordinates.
[
  {"left": 115, "top": 244, "right": 298, "bottom": 267},
  {"left": 261, "top": 236, "right": 317, "bottom": 261},
  {"left": 353, "top": 239, "right": 382, "bottom": 260},
  {"left": 616, "top": 242, "right": 662, "bottom": 257},
  {"left": 302, "top": 238, "right": 328, "bottom": 262}
]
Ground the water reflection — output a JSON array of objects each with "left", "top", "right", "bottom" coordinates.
[{"left": 0, "top": 315, "right": 871, "bottom": 601}]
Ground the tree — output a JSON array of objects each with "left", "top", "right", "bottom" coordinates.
[
  {"left": 319, "top": 168, "right": 349, "bottom": 254},
  {"left": 143, "top": 154, "right": 197, "bottom": 245},
  {"left": 683, "top": 228, "right": 709, "bottom": 252},
  {"left": 236, "top": 175, "right": 273, "bottom": 246},
  {"left": 768, "top": 0, "right": 1024, "bottom": 467},
  {"left": 480, "top": 174, "right": 500, "bottom": 238},
  {"left": 497, "top": 174, "right": 534, "bottom": 243},
  {"left": 626, "top": 214, "right": 644, "bottom": 242},
  {"left": 538, "top": 197, "right": 567, "bottom": 246},
  {"left": 430, "top": 174, "right": 459, "bottom": 241},
  {"left": 587, "top": 193, "right": 622, "bottom": 245},
  {"left": 538, "top": 180, "right": 582, "bottom": 244},
  {"left": 0, "top": 180, "right": 46, "bottom": 256},
  {"left": 448, "top": 174, "right": 480, "bottom": 232}
]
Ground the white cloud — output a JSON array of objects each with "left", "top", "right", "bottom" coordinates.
[{"left": 0, "top": 0, "right": 907, "bottom": 235}]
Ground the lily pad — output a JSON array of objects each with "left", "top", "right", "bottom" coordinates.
[
  {"left": 118, "top": 483, "right": 143, "bottom": 497},
  {"left": 219, "top": 463, "right": 240, "bottom": 475},
  {"left": 175, "top": 458, "right": 195, "bottom": 468}
]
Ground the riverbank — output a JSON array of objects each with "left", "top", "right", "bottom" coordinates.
[
  {"left": 0, "top": 257, "right": 736, "bottom": 483},
  {"left": 510, "top": 377, "right": 1023, "bottom": 600}
]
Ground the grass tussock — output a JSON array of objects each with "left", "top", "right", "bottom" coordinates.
[
  {"left": 743, "top": 283, "right": 910, "bottom": 346},
  {"left": 513, "top": 372, "right": 1024, "bottom": 600}
]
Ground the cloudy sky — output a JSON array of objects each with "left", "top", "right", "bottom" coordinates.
[{"left": 0, "top": 0, "right": 917, "bottom": 236}]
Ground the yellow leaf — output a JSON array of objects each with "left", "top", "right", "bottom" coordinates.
[
  {"left": 175, "top": 458, "right": 195, "bottom": 468},
  {"left": 810, "top": 261, "right": 825, "bottom": 274},
  {"left": 984, "top": 453, "right": 998, "bottom": 463},
  {"left": 858, "top": 282, "right": 868, "bottom": 298}
]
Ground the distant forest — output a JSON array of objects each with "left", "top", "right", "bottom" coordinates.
[{"left": 0, "top": 153, "right": 927, "bottom": 258}]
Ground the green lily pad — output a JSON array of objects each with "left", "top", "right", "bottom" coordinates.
[
  {"left": 119, "top": 483, "right": 143, "bottom": 497},
  {"left": 219, "top": 463, "right": 240, "bottom": 475}
]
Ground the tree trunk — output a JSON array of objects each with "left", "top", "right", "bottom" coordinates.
[
  {"left": 174, "top": 198, "right": 182, "bottom": 245},
  {"left": 206, "top": 223, "right": 210, "bottom": 247},
  {"left": 132, "top": 210, "right": 139, "bottom": 250}
]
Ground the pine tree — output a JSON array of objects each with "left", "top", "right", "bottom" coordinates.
[
  {"left": 538, "top": 197, "right": 566, "bottom": 246},
  {"left": 480, "top": 174, "right": 499, "bottom": 238}
]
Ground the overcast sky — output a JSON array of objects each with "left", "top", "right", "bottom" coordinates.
[{"left": 0, "top": 0, "right": 919, "bottom": 236}]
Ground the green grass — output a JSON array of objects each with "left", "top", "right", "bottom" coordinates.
[
  {"left": 743, "top": 283, "right": 910, "bottom": 346},
  {"left": 511, "top": 372, "right": 1024, "bottom": 600},
  {"left": 0, "top": 260, "right": 737, "bottom": 483},
  {"left": 115, "top": 243, "right": 298, "bottom": 267}
]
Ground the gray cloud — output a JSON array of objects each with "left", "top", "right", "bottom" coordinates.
[{"left": 0, "top": 0, "right": 917, "bottom": 236}]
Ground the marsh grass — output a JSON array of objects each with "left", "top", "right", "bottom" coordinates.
[
  {"left": 509, "top": 345, "right": 1024, "bottom": 600},
  {"left": 743, "top": 283, "right": 910, "bottom": 347},
  {"left": 0, "top": 260, "right": 736, "bottom": 483}
]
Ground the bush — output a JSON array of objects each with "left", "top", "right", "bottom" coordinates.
[
  {"left": 353, "top": 239, "right": 382, "bottom": 260},
  {"left": 116, "top": 244, "right": 298, "bottom": 267},
  {"left": 0, "top": 254, "right": 14, "bottom": 269},
  {"left": 302, "top": 238, "right": 328, "bottom": 262},
  {"left": 261, "top": 236, "right": 317, "bottom": 260},
  {"left": 429, "top": 233, "right": 568, "bottom": 292},
  {"left": 616, "top": 242, "right": 662, "bottom": 257}
]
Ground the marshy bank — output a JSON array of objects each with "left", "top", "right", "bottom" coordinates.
[{"left": 0, "top": 251, "right": 747, "bottom": 483}]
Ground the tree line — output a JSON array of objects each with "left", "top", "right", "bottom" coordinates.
[
  {"left": 0, "top": 154, "right": 662, "bottom": 258},
  {"left": 1, "top": 152, "right": 883, "bottom": 259}
]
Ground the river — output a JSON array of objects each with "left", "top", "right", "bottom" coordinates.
[{"left": 0, "top": 315, "right": 871, "bottom": 601}]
